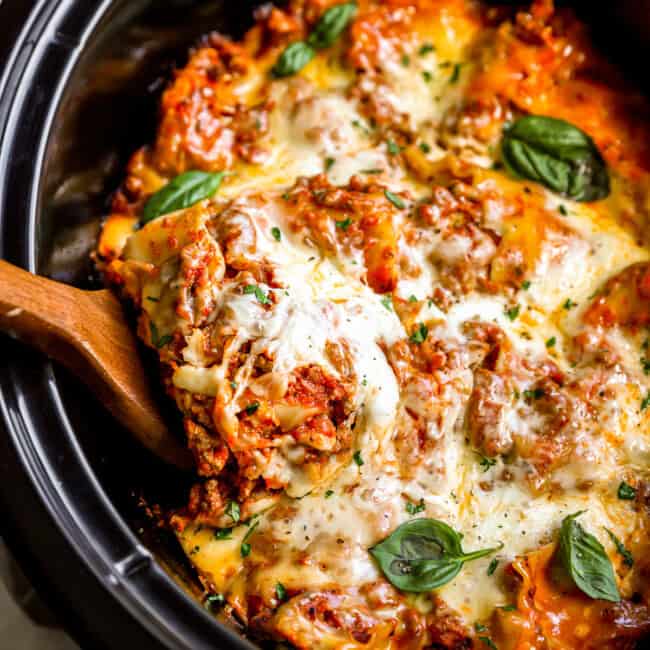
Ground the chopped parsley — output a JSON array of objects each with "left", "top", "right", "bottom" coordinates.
[
  {"left": 499, "top": 604, "right": 517, "bottom": 612},
  {"left": 325, "top": 157, "right": 336, "bottom": 172},
  {"left": 474, "top": 623, "right": 487, "bottom": 633},
  {"left": 405, "top": 499, "right": 426, "bottom": 515},
  {"left": 225, "top": 501, "right": 240, "bottom": 524},
  {"left": 419, "top": 43, "right": 435, "bottom": 56},
  {"left": 204, "top": 593, "right": 225, "bottom": 610},
  {"left": 642, "top": 393, "right": 650, "bottom": 411},
  {"left": 351, "top": 119, "right": 371, "bottom": 134},
  {"left": 479, "top": 637, "right": 498, "bottom": 650},
  {"left": 422, "top": 70, "right": 432, "bottom": 83},
  {"left": 523, "top": 388, "right": 545, "bottom": 401},
  {"left": 563, "top": 298, "right": 577, "bottom": 310},
  {"left": 419, "top": 142, "right": 432, "bottom": 154},
  {"left": 243, "top": 284, "right": 270, "bottom": 305},
  {"left": 487, "top": 558, "right": 499, "bottom": 576},
  {"left": 546, "top": 336, "right": 556, "bottom": 348},
  {"left": 240, "top": 520, "right": 259, "bottom": 558},
  {"left": 401, "top": 54, "right": 410, "bottom": 67},
  {"left": 505, "top": 305, "right": 520, "bottom": 321},
  {"left": 387, "top": 139, "right": 401, "bottom": 155},
  {"left": 361, "top": 168, "right": 383, "bottom": 174},
  {"left": 449, "top": 62, "right": 462, "bottom": 83},
  {"left": 150, "top": 321, "right": 173, "bottom": 349},
  {"left": 409, "top": 323, "right": 429, "bottom": 344},
  {"left": 353, "top": 450, "right": 364, "bottom": 466},
  {"left": 275, "top": 582, "right": 288, "bottom": 601},
  {"left": 336, "top": 217, "right": 352, "bottom": 230},
  {"left": 558, "top": 204, "right": 568, "bottom": 216},
  {"left": 521, "top": 280, "right": 531, "bottom": 290},
  {"left": 618, "top": 481, "right": 636, "bottom": 500},
  {"left": 381, "top": 295, "right": 393, "bottom": 311},
  {"left": 478, "top": 454, "right": 497, "bottom": 472},
  {"left": 324, "top": 490, "right": 334, "bottom": 498},
  {"left": 245, "top": 401, "right": 260, "bottom": 416},
  {"left": 408, "top": 294, "right": 418, "bottom": 302},
  {"left": 146, "top": 296, "right": 159, "bottom": 302},
  {"left": 271, "top": 226, "right": 282, "bottom": 242},
  {"left": 605, "top": 528, "right": 633, "bottom": 567},
  {"left": 385, "top": 190, "right": 406, "bottom": 209}
]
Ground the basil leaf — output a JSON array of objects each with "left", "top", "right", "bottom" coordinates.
[
  {"left": 272, "top": 41, "right": 315, "bottom": 78},
  {"left": 558, "top": 512, "right": 620, "bottom": 602},
  {"left": 369, "top": 519, "right": 501, "bottom": 592},
  {"left": 307, "top": 3, "right": 357, "bottom": 50},
  {"left": 143, "top": 171, "right": 224, "bottom": 223},
  {"left": 501, "top": 115, "right": 609, "bottom": 202}
]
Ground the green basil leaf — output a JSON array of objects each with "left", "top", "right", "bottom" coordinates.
[
  {"left": 272, "top": 41, "right": 315, "bottom": 78},
  {"left": 558, "top": 511, "right": 620, "bottom": 602},
  {"left": 143, "top": 171, "right": 225, "bottom": 223},
  {"left": 501, "top": 115, "right": 609, "bottom": 202},
  {"left": 369, "top": 519, "right": 501, "bottom": 592},
  {"left": 307, "top": 3, "right": 357, "bottom": 50}
]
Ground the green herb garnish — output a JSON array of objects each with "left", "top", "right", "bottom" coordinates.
[
  {"left": 605, "top": 528, "right": 633, "bottom": 567},
  {"left": 385, "top": 190, "right": 406, "bottom": 209},
  {"left": 617, "top": 481, "right": 636, "bottom": 500},
  {"left": 150, "top": 321, "right": 173, "bottom": 349},
  {"left": 501, "top": 115, "right": 610, "bottom": 202},
  {"left": 143, "top": 171, "right": 225, "bottom": 223},
  {"left": 244, "top": 284, "right": 270, "bottom": 305},
  {"left": 275, "top": 582, "right": 288, "bottom": 601},
  {"left": 505, "top": 305, "right": 520, "bottom": 321},
  {"left": 369, "top": 519, "right": 502, "bottom": 592},
  {"left": 405, "top": 499, "right": 426, "bottom": 515},
  {"left": 225, "top": 501, "right": 240, "bottom": 524},
  {"left": 558, "top": 511, "right": 620, "bottom": 602},
  {"left": 409, "top": 323, "right": 429, "bottom": 345},
  {"left": 245, "top": 402, "right": 260, "bottom": 416}
]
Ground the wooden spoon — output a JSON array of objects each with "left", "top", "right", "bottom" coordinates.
[{"left": 0, "top": 259, "right": 192, "bottom": 469}]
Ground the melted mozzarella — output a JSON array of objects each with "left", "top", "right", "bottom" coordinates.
[{"left": 168, "top": 175, "right": 650, "bottom": 628}]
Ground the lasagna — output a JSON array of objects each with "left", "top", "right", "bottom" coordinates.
[{"left": 97, "top": 1, "right": 650, "bottom": 647}]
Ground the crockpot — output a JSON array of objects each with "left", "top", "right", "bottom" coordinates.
[{"left": 0, "top": 1, "right": 648, "bottom": 648}]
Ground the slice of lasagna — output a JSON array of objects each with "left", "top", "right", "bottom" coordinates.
[{"left": 97, "top": 1, "right": 650, "bottom": 647}]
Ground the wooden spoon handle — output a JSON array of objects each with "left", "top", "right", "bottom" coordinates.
[
  {"left": 0, "top": 259, "right": 88, "bottom": 353},
  {"left": 0, "top": 259, "right": 191, "bottom": 469}
]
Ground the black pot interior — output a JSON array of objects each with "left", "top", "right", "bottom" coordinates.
[{"left": 12, "top": 0, "right": 650, "bottom": 646}]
